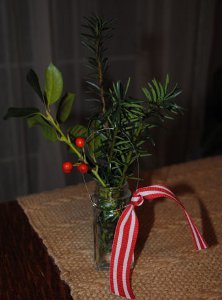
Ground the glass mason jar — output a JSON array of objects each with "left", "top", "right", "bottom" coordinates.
[{"left": 92, "top": 183, "right": 131, "bottom": 270}]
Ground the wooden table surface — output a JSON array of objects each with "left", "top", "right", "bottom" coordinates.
[{"left": 0, "top": 201, "right": 73, "bottom": 300}]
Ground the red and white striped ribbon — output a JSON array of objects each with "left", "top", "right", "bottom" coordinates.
[{"left": 109, "top": 184, "right": 208, "bottom": 299}]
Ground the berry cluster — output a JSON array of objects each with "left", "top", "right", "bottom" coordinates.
[{"left": 62, "top": 137, "right": 89, "bottom": 174}]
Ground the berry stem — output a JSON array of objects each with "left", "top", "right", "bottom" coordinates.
[{"left": 45, "top": 111, "right": 107, "bottom": 187}]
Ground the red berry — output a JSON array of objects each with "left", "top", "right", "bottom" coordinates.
[
  {"left": 75, "top": 137, "right": 86, "bottom": 148},
  {"left": 77, "top": 163, "right": 89, "bottom": 174},
  {"left": 62, "top": 161, "right": 73, "bottom": 173}
]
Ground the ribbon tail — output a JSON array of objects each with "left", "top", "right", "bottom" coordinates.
[
  {"left": 110, "top": 184, "right": 208, "bottom": 300},
  {"left": 141, "top": 185, "right": 208, "bottom": 251},
  {"left": 110, "top": 205, "right": 139, "bottom": 299},
  {"left": 183, "top": 210, "right": 208, "bottom": 250}
]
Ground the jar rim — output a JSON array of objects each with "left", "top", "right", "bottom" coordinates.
[{"left": 91, "top": 182, "right": 131, "bottom": 209}]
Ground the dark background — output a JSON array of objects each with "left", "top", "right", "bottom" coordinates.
[{"left": 0, "top": 0, "right": 222, "bottom": 202}]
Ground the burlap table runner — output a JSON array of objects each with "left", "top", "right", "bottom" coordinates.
[{"left": 18, "top": 156, "right": 222, "bottom": 299}]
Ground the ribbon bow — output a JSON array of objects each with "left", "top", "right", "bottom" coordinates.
[{"left": 109, "top": 184, "right": 208, "bottom": 299}]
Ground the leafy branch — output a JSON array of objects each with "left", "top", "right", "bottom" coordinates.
[
  {"left": 142, "top": 75, "right": 183, "bottom": 120},
  {"left": 4, "top": 63, "right": 107, "bottom": 187},
  {"left": 81, "top": 15, "right": 113, "bottom": 114},
  {"left": 4, "top": 15, "right": 183, "bottom": 189}
]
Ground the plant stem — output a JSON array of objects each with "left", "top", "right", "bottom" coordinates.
[
  {"left": 98, "top": 60, "right": 106, "bottom": 114},
  {"left": 120, "top": 152, "right": 132, "bottom": 186},
  {"left": 108, "top": 127, "right": 118, "bottom": 165},
  {"left": 91, "top": 169, "right": 107, "bottom": 187},
  {"left": 96, "top": 34, "right": 106, "bottom": 114},
  {"left": 45, "top": 111, "right": 107, "bottom": 188}
]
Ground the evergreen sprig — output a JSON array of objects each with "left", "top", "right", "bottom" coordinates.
[
  {"left": 81, "top": 15, "right": 113, "bottom": 114},
  {"left": 4, "top": 15, "right": 183, "bottom": 189}
]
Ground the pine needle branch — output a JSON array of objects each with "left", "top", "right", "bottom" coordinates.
[{"left": 81, "top": 16, "right": 113, "bottom": 114}]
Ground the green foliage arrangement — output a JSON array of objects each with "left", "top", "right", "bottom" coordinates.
[{"left": 4, "top": 16, "right": 182, "bottom": 188}]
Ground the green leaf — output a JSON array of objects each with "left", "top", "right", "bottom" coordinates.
[
  {"left": 26, "top": 69, "right": 44, "bottom": 101},
  {"left": 27, "top": 114, "right": 58, "bottom": 141},
  {"left": 139, "top": 152, "right": 152, "bottom": 157},
  {"left": 159, "top": 82, "right": 164, "bottom": 99},
  {"left": 27, "top": 114, "right": 44, "bottom": 128},
  {"left": 165, "top": 74, "right": 170, "bottom": 93},
  {"left": 166, "top": 87, "right": 182, "bottom": 100},
  {"left": 112, "top": 81, "right": 121, "bottom": 99},
  {"left": 88, "top": 133, "right": 104, "bottom": 161},
  {"left": 148, "top": 83, "right": 157, "bottom": 102},
  {"left": 86, "top": 81, "right": 100, "bottom": 90},
  {"left": 152, "top": 79, "right": 160, "bottom": 99},
  {"left": 57, "top": 93, "right": 75, "bottom": 123},
  {"left": 142, "top": 87, "right": 152, "bottom": 101},
  {"left": 3, "top": 107, "right": 39, "bottom": 120},
  {"left": 124, "top": 78, "right": 131, "bottom": 97},
  {"left": 69, "top": 124, "right": 88, "bottom": 138},
  {"left": 81, "top": 41, "right": 96, "bottom": 53},
  {"left": 45, "top": 63, "right": 63, "bottom": 105}
]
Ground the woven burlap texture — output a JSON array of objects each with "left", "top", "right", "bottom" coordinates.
[{"left": 18, "top": 156, "right": 222, "bottom": 300}]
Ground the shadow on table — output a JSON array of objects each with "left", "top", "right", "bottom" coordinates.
[
  {"left": 134, "top": 182, "right": 218, "bottom": 265},
  {"left": 172, "top": 182, "right": 218, "bottom": 247}
]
